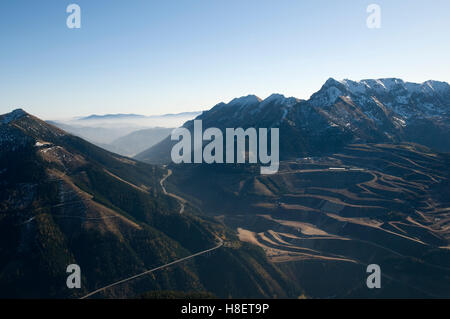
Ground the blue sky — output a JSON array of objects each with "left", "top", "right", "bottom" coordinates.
[{"left": 0, "top": 0, "right": 449, "bottom": 119}]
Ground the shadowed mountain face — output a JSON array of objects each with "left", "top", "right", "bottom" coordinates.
[
  {"left": 166, "top": 143, "right": 450, "bottom": 298},
  {"left": 135, "top": 78, "right": 450, "bottom": 164},
  {"left": 0, "top": 109, "right": 297, "bottom": 298}
]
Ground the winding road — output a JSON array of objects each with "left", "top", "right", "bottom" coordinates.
[
  {"left": 160, "top": 169, "right": 186, "bottom": 214},
  {"left": 80, "top": 168, "right": 223, "bottom": 299}
]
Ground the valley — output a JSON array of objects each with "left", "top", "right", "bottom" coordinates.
[{"left": 0, "top": 110, "right": 297, "bottom": 299}]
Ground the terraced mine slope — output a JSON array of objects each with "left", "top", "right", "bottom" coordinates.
[{"left": 167, "top": 143, "right": 450, "bottom": 298}]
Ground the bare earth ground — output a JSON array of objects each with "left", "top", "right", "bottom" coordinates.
[{"left": 173, "top": 143, "right": 450, "bottom": 297}]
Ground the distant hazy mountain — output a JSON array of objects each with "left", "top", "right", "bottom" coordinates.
[
  {"left": 47, "top": 121, "right": 139, "bottom": 144},
  {"left": 78, "top": 113, "right": 147, "bottom": 120},
  {"left": 0, "top": 109, "right": 297, "bottom": 298},
  {"left": 107, "top": 127, "right": 174, "bottom": 157},
  {"left": 77, "top": 111, "right": 201, "bottom": 122},
  {"left": 48, "top": 121, "right": 174, "bottom": 156},
  {"left": 49, "top": 111, "right": 201, "bottom": 156},
  {"left": 136, "top": 78, "right": 450, "bottom": 164}
]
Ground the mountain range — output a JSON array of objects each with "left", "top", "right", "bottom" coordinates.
[
  {"left": 1, "top": 77, "right": 449, "bottom": 298},
  {"left": 136, "top": 78, "right": 450, "bottom": 163},
  {"left": 77, "top": 111, "right": 201, "bottom": 121},
  {"left": 135, "top": 78, "right": 450, "bottom": 298}
]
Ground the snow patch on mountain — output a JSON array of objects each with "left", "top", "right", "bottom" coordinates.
[
  {"left": 339, "top": 78, "right": 449, "bottom": 98},
  {"left": 2, "top": 109, "right": 27, "bottom": 124},
  {"left": 260, "top": 94, "right": 299, "bottom": 107},
  {"left": 341, "top": 79, "right": 369, "bottom": 94},
  {"left": 228, "top": 95, "right": 262, "bottom": 107},
  {"left": 310, "top": 85, "right": 343, "bottom": 106}
]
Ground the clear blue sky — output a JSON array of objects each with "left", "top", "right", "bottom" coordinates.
[{"left": 0, "top": 0, "right": 449, "bottom": 119}]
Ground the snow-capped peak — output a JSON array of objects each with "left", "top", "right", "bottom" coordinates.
[
  {"left": 310, "top": 79, "right": 346, "bottom": 106},
  {"left": 260, "top": 94, "right": 299, "bottom": 107},
  {"left": 264, "top": 93, "right": 286, "bottom": 102},
  {"left": 325, "top": 78, "right": 449, "bottom": 98},
  {"left": 341, "top": 79, "right": 371, "bottom": 94},
  {"left": 342, "top": 78, "right": 406, "bottom": 93},
  {"left": 228, "top": 95, "right": 262, "bottom": 107},
  {"left": 422, "top": 80, "right": 450, "bottom": 93}
]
